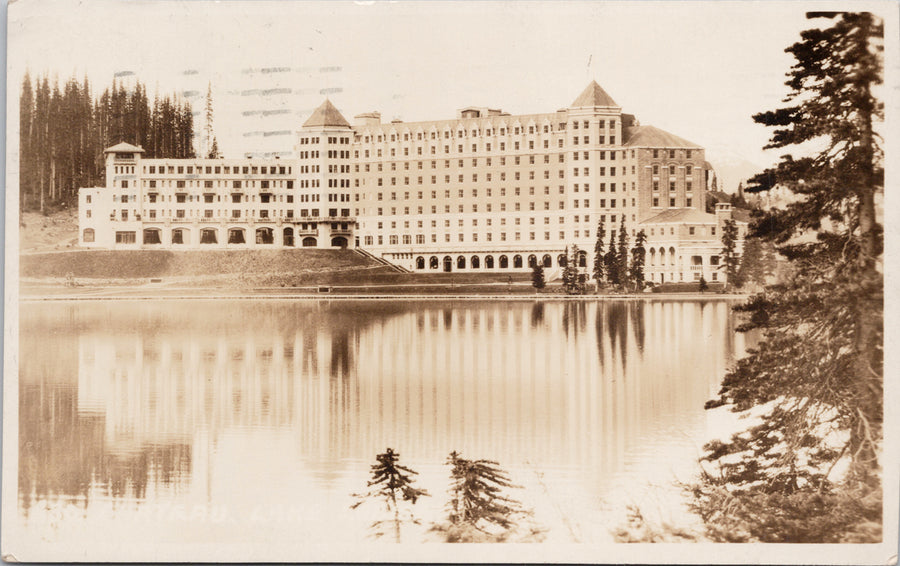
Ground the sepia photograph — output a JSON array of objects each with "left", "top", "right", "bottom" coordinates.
[{"left": 2, "top": 0, "right": 897, "bottom": 562}]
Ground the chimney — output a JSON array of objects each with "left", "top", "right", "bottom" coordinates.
[
  {"left": 715, "top": 202, "right": 733, "bottom": 230},
  {"left": 354, "top": 112, "right": 381, "bottom": 127}
]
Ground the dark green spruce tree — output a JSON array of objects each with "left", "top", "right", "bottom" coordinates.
[
  {"left": 695, "top": 12, "right": 884, "bottom": 543},
  {"left": 616, "top": 217, "right": 629, "bottom": 290},
  {"left": 719, "top": 218, "right": 741, "bottom": 290},
  {"left": 604, "top": 231, "right": 618, "bottom": 288},
  {"left": 593, "top": 218, "right": 606, "bottom": 285},
  {"left": 531, "top": 263, "right": 545, "bottom": 290},
  {"left": 629, "top": 229, "right": 647, "bottom": 292}
]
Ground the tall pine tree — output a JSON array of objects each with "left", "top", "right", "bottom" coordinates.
[
  {"left": 593, "top": 218, "right": 606, "bottom": 284},
  {"left": 629, "top": 229, "right": 647, "bottom": 292},
  {"left": 696, "top": 12, "right": 884, "bottom": 543}
]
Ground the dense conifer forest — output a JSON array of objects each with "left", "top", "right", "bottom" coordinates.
[{"left": 18, "top": 72, "right": 196, "bottom": 212}]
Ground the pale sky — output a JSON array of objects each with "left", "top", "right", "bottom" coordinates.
[{"left": 7, "top": 0, "right": 898, "bottom": 179}]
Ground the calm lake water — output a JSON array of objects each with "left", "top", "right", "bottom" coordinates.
[{"left": 14, "top": 298, "right": 752, "bottom": 556}]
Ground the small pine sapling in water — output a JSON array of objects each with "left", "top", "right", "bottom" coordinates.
[
  {"left": 435, "top": 451, "right": 538, "bottom": 542},
  {"left": 351, "top": 447, "right": 429, "bottom": 541}
]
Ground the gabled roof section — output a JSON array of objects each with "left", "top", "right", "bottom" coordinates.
[
  {"left": 303, "top": 99, "right": 350, "bottom": 128},
  {"left": 641, "top": 208, "right": 717, "bottom": 225},
  {"left": 623, "top": 125, "right": 700, "bottom": 148},
  {"left": 104, "top": 142, "right": 145, "bottom": 153},
  {"left": 571, "top": 80, "right": 618, "bottom": 108}
]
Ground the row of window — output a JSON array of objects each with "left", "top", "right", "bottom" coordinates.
[
  {"left": 366, "top": 213, "right": 628, "bottom": 231},
  {"left": 101, "top": 228, "right": 349, "bottom": 247},
  {"left": 356, "top": 119, "right": 616, "bottom": 144},
  {"left": 145, "top": 179, "right": 295, "bottom": 190},
  {"left": 108, "top": 207, "right": 354, "bottom": 221},
  {"left": 144, "top": 164, "right": 292, "bottom": 176},
  {"left": 410, "top": 253, "right": 584, "bottom": 271},
  {"left": 652, "top": 180, "right": 694, "bottom": 192},
  {"left": 297, "top": 136, "right": 350, "bottom": 145},
  {"left": 652, "top": 197, "right": 694, "bottom": 208},
  {"left": 363, "top": 230, "right": 598, "bottom": 246}
]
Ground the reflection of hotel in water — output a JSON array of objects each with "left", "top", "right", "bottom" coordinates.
[{"left": 19, "top": 300, "right": 749, "bottom": 507}]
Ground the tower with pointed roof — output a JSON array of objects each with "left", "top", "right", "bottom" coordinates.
[{"left": 294, "top": 99, "right": 355, "bottom": 248}]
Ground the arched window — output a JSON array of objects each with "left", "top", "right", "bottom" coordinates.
[
  {"left": 82, "top": 228, "right": 95, "bottom": 243},
  {"left": 143, "top": 228, "right": 161, "bottom": 244},
  {"left": 331, "top": 236, "right": 348, "bottom": 248},
  {"left": 499, "top": 255, "right": 509, "bottom": 269},
  {"left": 416, "top": 256, "right": 425, "bottom": 270},
  {"left": 513, "top": 255, "right": 523, "bottom": 268},
  {"left": 577, "top": 250, "right": 587, "bottom": 268},
  {"left": 228, "top": 228, "right": 246, "bottom": 244},
  {"left": 430, "top": 256, "right": 439, "bottom": 269},
  {"left": 302, "top": 236, "right": 317, "bottom": 247},
  {"left": 471, "top": 256, "right": 480, "bottom": 269},
  {"left": 558, "top": 254, "right": 567, "bottom": 267},
  {"left": 171, "top": 229, "right": 186, "bottom": 245},
  {"left": 527, "top": 255, "right": 537, "bottom": 268},
  {"left": 649, "top": 248, "right": 656, "bottom": 266},
  {"left": 457, "top": 256, "right": 466, "bottom": 269},
  {"left": 283, "top": 227, "right": 294, "bottom": 247},
  {"left": 669, "top": 246, "right": 676, "bottom": 265},
  {"left": 443, "top": 256, "right": 453, "bottom": 272},
  {"left": 485, "top": 255, "right": 494, "bottom": 269},
  {"left": 200, "top": 228, "right": 218, "bottom": 244},
  {"left": 542, "top": 254, "right": 552, "bottom": 268},
  {"left": 256, "top": 227, "right": 274, "bottom": 244}
]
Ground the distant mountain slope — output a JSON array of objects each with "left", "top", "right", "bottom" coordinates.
[{"left": 706, "top": 150, "right": 765, "bottom": 194}]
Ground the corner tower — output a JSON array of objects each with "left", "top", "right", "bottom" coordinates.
[{"left": 295, "top": 99, "right": 356, "bottom": 248}]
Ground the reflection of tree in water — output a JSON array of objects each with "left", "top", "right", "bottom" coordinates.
[
  {"left": 18, "top": 382, "right": 191, "bottom": 515},
  {"left": 530, "top": 302, "right": 544, "bottom": 328},
  {"left": 19, "top": 300, "right": 409, "bottom": 510},
  {"left": 561, "top": 301, "right": 587, "bottom": 337},
  {"left": 594, "top": 301, "right": 646, "bottom": 375},
  {"left": 629, "top": 302, "right": 646, "bottom": 353}
]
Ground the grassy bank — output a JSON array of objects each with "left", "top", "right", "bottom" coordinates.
[{"left": 20, "top": 249, "right": 379, "bottom": 279}]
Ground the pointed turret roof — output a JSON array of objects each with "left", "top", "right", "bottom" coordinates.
[
  {"left": 303, "top": 99, "right": 350, "bottom": 128},
  {"left": 571, "top": 80, "right": 618, "bottom": 108},
  {"left": 104, "top": 142, "right": 145, "bottom": 153}
]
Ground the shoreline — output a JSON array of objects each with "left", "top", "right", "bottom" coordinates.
[{"left": 19, "top": 287, "right": 751, "bottom": 302}]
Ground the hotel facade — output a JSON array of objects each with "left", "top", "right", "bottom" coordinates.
[{"left": 78, "top": 81, "right": 744, "bottom": 284}]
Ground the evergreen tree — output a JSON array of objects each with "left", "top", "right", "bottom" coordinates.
[
  {"left": 629, "top": 229, "right": 647, "bottom": 292},
  {"left": 616, "top": 217, "right": 629, "bottom": 289},
  {"left": 209, "top": 136, "right": 221, "bottom": 159},
  {"left": 17, "top": 71, "right": 196, "bottom": 210},
  {"left": 441, "top": 451, "right": 524, "bottom": 538},
  {"left": 204, "top": 82, "right": 217, "bottom": 158},
  {"left": 698, "top": 276, "right": 708, "bottom": 293},
  {"left": 696, "top": 12, "right": 884, "bottom": 543},
  {"left": 604, "top": 231, "right": 618, "bottom": 287},
  {"left": 531, "top": 263, "right": 545, "bottom": 290},
  {"left": 719, "top": 219, "right": 741, "bottom": 290},
  {"left": 19, "top": 72, "right": 35, "bottom": 211},
  {"left": 736, "top": 237, "right": 766, "bottom": 289},
  {"left": 592, "top": 218, "right": 606, "bottom": 284},
  {"left": 562, "top": 245, "right": 583, "bottom": 294},
  {"left": 351, "top": 448, "right": 429, "bottom": 541}
]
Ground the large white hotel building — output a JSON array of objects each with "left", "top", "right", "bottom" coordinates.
[{"left": 79, "top": 81, "right": 743, "bottom": 284}]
